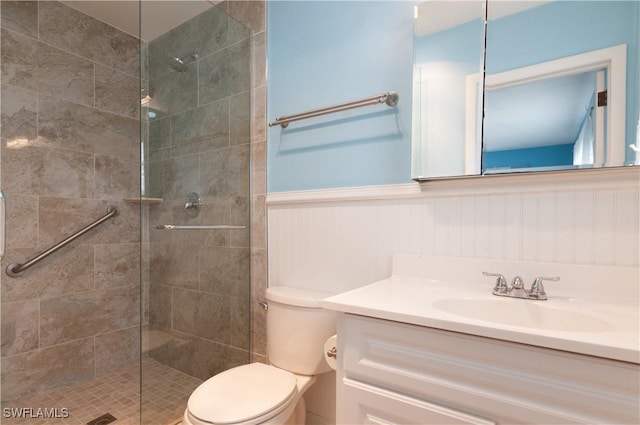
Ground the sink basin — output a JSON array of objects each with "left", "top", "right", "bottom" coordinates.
[{"left": 432, "top": 298, "right": 613, "bottom": 332}]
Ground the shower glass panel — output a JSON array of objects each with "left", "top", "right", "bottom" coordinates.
[
  {"left": 140, "top": 2, "right": 253, "bottom": 425},
  {"left": 0, "top": 1, "right": 143, "bottom": 423},
  {"left": 0, "top": 1, "right": 252, "bottom": 423}
]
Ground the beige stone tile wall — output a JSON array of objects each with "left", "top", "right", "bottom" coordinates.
[{"left": 0, "top": 0, "right": 141, "bottom": 403}]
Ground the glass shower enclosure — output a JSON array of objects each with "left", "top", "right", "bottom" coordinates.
[
  {"left": 141, "top": 1, "right": 253, "bottom": 423},
  {"left": 0, "top": 1, "right": 252, "bottom": 424}
]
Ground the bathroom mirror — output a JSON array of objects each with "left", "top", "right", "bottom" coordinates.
[
  {"left": 411, "top": 0, "right": 640, "bottom": 180},
  {"left": 411, "top": 0, "right": 486, "bottom": 179}
]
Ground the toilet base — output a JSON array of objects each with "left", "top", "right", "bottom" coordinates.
[{"left": 284, "top": 395, "right": 306, "bottom": 425}]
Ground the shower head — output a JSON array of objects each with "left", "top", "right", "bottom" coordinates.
[
  {"left": 168, "top": 57, "right": 187, "bottom": 73},
  {"left": 167, "top": 53, "right": 198, "bottom": 73}
]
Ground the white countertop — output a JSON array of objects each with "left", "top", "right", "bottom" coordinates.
[{"left": 321, "top": 276, "right": 640, "bottom": 364}]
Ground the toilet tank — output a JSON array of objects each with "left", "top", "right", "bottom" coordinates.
[{"left": 266, "top": 287, "right": 336, "bottom": 376}]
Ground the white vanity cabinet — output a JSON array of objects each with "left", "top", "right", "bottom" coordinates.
[{"left": 336, "top": 314, "right": 640, "bottom": 425}]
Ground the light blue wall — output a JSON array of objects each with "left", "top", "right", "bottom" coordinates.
[
  {"left": 267, "top": 1, "right": 414, "bottom": 192},
  {"left": 486, "top": 0, "right": 640, "bottom": 164},
  {"left": 483, "top": 144, "right": 574, "bottom": 172}
]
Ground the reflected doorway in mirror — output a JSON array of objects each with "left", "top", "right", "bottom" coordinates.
[{"left": 469, "top": 44, "right": 627, "bottom": 174}]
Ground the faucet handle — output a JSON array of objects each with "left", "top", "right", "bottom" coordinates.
[
  {"left": 483, "top": 272, "right": 508, "bottom": 295},
  {"left": 529, "top": 276, "right": 559, "bottom": 300}
]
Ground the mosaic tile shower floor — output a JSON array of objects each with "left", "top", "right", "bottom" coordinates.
[{"left": 2, "top": 357, "right": 202, "bottom": 425}]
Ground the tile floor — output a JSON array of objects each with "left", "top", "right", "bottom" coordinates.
[{"left": 1, "top": 357, "right": 202, "bottom": 425}]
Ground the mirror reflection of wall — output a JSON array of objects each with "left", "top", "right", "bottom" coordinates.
[
  {"left": 412, "top": 0, "right": 485, "bottom": 179},
  {"left": 484, "top": 0, "right": 639, "bottom": 173}
]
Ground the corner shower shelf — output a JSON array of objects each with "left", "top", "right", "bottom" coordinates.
[{"left": 122, "top": 197, "right": 164, "bottom": 204}]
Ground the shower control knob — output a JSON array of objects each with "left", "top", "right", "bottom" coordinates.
[{"left": 184, "top": 192, "right": 201, "bottom": 217}]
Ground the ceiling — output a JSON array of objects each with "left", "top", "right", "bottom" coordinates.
[
  {"left": 414, "top": 0, "right": 551, "bottom": 37},
  {"left": 483, "top": 71, "right": 597, "bottom": 152},
  {"left": 66, "top": 0, "right": 552, "bottom": 42},
  {"left": 62, "top": 0, "right": 219, "bottom": 41}
]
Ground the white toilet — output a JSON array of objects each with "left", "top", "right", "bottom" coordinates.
[{"left": 183, "top": 287, "right": 336, "bottom": 425}]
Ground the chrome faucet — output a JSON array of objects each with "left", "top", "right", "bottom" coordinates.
[{"left": 483, "top": 272, "right": 559, "bottom": 301}]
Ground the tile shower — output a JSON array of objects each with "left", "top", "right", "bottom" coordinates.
[{"left": 0, "top": 1, "right": 265, "bottom": 424}]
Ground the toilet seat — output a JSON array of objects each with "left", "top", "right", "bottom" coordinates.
[{"left": 187, "top": 363, "right": 298, "bottom": 425}]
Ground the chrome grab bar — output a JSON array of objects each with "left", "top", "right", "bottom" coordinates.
[
  {"left": 6, "top": 206, "right": 119, "bottom": 277},
  {"left": 268, "top": 91, "right": 399, "bottom": 128},
  {"left": 154, "top": 224, "right": 246, "bottom": 230}
]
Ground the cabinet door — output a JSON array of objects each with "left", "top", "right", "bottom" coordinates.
[
  {"left": 340, "top": 314, "right": 640, "bottom": 424},
  {"left": 340, "top": 378, "right": 495, "bottom": 425}
]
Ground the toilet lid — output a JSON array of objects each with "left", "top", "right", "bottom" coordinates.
[{"left": 188, "top": 363, "right": 297, "bottom": 424}]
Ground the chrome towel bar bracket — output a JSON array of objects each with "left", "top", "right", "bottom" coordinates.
[
  {"left": 268, "top": 91, "right": 399, "bottom": 128},
  {"left": 6, "top": 206, "right": 118, "bottom": 277}
]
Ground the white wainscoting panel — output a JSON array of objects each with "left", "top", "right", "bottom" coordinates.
[{"left": 268, "top": 170, "right": 640, "bottom": 295}]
